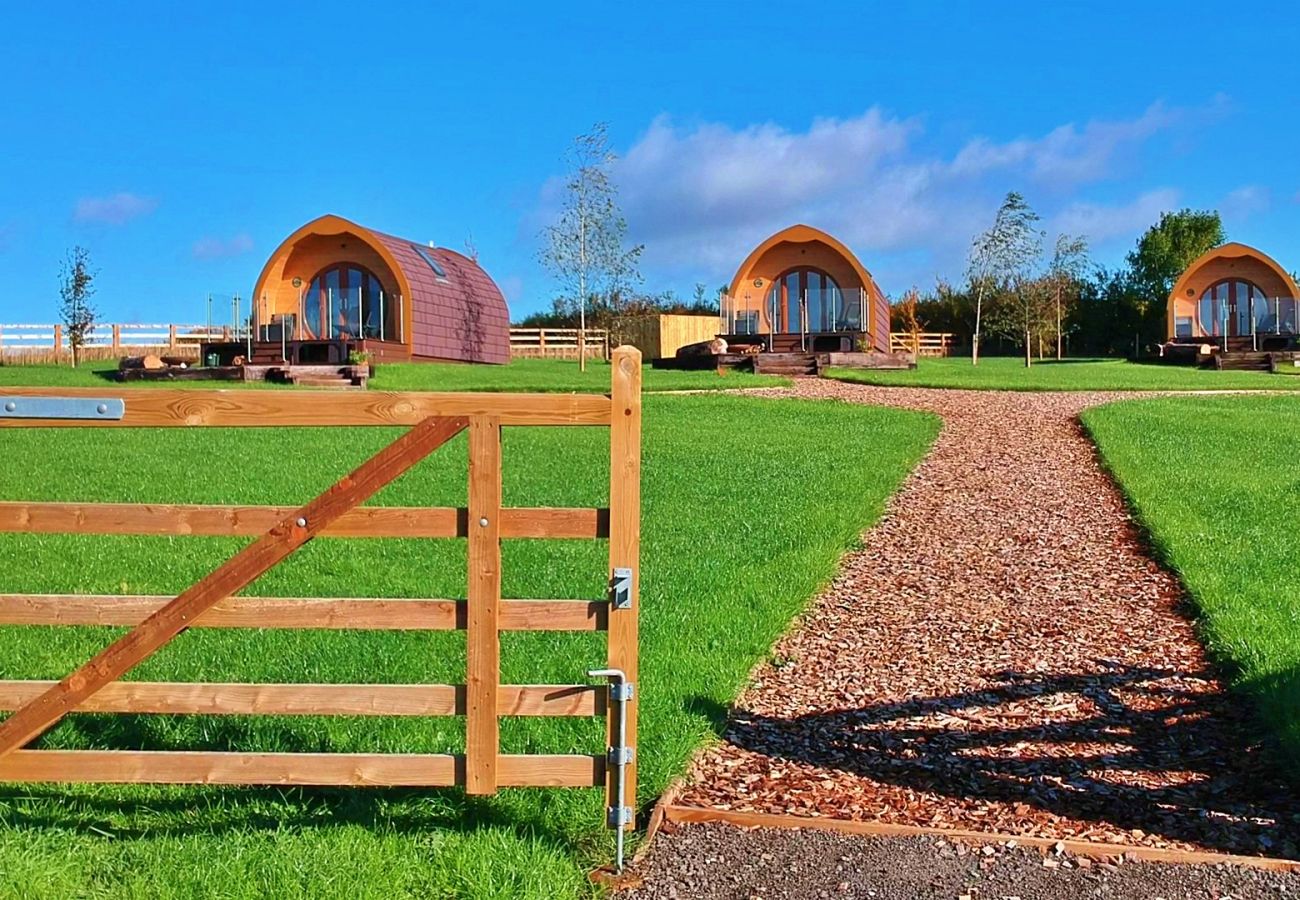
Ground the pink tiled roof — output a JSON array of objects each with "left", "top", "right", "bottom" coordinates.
[{"left": 371, "top": 230, "right": 511, "bottom": 364}]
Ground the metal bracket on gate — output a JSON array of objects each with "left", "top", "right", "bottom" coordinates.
[
  {"left": 607, "top": 746, "right": 635, "bottom": 766},
  {"left": 610, "top": 567, "right": 633, "bottom": 610},
  {"left": 0, "top": 397, "right": 124, "bottom": 421},
  {"left": 608, "top": 681, "right": 634, "bottom": 702},
  {"left": 606, "top": 805, "right": 634, "bottom": 828}
]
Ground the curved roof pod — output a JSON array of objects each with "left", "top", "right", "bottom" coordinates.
[
  {"left": 727, "top": 223, "right": 881, "bottom": 299},
  {"left": 1168, "top": 242, "right": 1300, "bottom": 303},
  {"left": 1165, "top": 242, "right": 1299, "bottom": 341},
  {"left": 728, "top": 223, "right": 890, "bottom": 352},
  {"left": 253, "top": 214, "right": 511, "bottom": 364}
]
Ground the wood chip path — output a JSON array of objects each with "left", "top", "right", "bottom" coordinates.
[{"left": 674, "top": 381, "right": 1300, "bottom": 858}]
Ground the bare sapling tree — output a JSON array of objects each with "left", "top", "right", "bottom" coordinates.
[
  {"left": 540, "top": 122, "right": 643, "bottom": 371},
  {"left": 967, "top": 192, "right": 1042, "bottom": 366},
  {"left": 1048, "top": 234, "right": 1089, "bottom": 360},
  {"left": 897, "top": 287, "right": 925, "bottom": 355},
  {"left": 58, "top": 246, "right": 97, "bottom": 368}
]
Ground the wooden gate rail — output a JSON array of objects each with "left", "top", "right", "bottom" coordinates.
[{"left": 0, "top": 347, "right": 641, "bottom": 822}]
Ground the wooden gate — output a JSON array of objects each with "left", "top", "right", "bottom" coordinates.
[{"left": 0, "top": 347, "right": 641, "bottom": 825}]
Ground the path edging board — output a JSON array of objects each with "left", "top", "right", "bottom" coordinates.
[{"left": 659, "top": 804, "right": 1300, "bottom": 874}]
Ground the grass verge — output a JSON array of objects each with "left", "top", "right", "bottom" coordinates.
[
  {"left": 0, "top": 391, "right": 937, "bottom": 898},
  {"left": 827, "top": 356, "right": 1300, "bottom": 392},
  {"left": 1083, "top": 396, "right": 1300, "bottom": 766},
  {"left": 0, "top": 358, "right": 788, "bottom": 393}
]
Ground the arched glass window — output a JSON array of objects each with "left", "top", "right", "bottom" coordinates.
[
  {"left": 765, "top": 268, "right": 844, "bottom": 332},
  {"left": 1197, "top": 279, "right": 1272, "bottom": 337},
  {"left": 302, "top": 263, "right": 399, "bottom": 341}
]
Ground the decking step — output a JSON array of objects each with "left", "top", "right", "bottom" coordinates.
[
  {"left": 754, "top": 353, "right": 820, "bottom": 376},
  {"left": 289, "top": 377, "right": 362, "bottom": 389}
]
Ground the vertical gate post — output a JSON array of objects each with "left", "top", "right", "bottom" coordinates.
[
  {"left": 607, "top": 345, "right": 642, "bottom": 825},
  {"left": 466, "top": 415, "right": 502, "bottom": 794}
]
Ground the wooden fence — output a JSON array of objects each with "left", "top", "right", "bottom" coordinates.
[
  {"left": 510, "top": 328, "right": 610, "bottom": 360},
  {"left": 0, "top": 323, "right": 232, "bottom": 364},
  {"left": 614, "top": 314, "right": 718, "bottom": 360},
  {"left": 0, "top": 348, "right": 642, "bottom": 826},
  {"left": 889, "top": 332, "right": 959, "bottom": 357}
]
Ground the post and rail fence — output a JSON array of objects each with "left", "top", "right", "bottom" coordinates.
[
  {"left": 509, "top": 328, "right": 610, "bottom": 361},
  {"left": 0, "top": 323, "right": 241, "bottom": 365},
  {"left": 889, "top": 332, "right": 960, "bottom": 357},
  {"left": 0, "top": 347, "right": 643, "bottom": 867}
]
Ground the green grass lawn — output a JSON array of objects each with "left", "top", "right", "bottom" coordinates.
[
  {"left": 0, "top": 358, "right": 787, "bottom": 393},
  {"left": 1083, "top": 396, "right": 1300, "bottom": 768},
  {"left": 827, "top": 356, "right": 1300, "bottom": 392},
  {"left": 0, "top": 391, "right": 937, "bottom": 897}
]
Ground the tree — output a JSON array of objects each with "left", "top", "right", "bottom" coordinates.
[
  {"left": 966, "top": 192, "right": 1043, "bottom": 365},
  {"left": 1047, "top": 234, "right": 1090, "bottom": 360},
  {"left": 896, "top": 287, "right": 925, "bottom": 355},
  {"left": 1125, "top": 209, "right": 1223, "bottom": 347},
  {"left": 540, "top": 122, "right": 643, "bottom": 370},
  {"left": 58, "top": 246, "right": 97, "bottom": 368}
]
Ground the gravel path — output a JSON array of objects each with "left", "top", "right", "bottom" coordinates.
[
  {"left": 629, "top": 821, "right": 1300, "bottom": 900},
  {"left": 629, "top": 381, "right": 1300, "bottom": 897}
]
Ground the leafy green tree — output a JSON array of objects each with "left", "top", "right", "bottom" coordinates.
[
  {"left": 1125, "top": 208, "right": 1223, "bottom": 345},
  {"left": 967, "top": 192, "right": 1043, "bottom": 365}
]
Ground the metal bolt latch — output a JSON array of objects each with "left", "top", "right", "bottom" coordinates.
[
  {"left": 606, "top": 806, "right": 633, "bottom": 828},
  {"left": 609, "top": 681, "right": 635, "bottom": 702},
  {"left": 610, "top": 567, "right": 633, "bottom": 610}
]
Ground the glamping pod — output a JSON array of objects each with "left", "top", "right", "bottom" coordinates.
[
  {"left": 719, "top": 224, "right": 890, "bottom": 353},
  {"left": 1166, "top": 242, "right": 1299, "bottom": 351},
  {"left": 248, "top": 214, "right": 510, "bottom": 364}
]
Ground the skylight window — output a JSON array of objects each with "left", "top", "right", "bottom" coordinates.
[{"left": 413, "top": 245, "right": 448, "bottom": 279}]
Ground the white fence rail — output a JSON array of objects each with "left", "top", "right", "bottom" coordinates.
[{"left": 0, "top": 323, "right": 242, "bottom": 363}]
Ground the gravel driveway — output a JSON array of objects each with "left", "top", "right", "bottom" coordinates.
[{"left": 627, "top": 381, "right": 1300, "bottom": 896}]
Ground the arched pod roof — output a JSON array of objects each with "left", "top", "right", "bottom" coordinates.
[{"left": 253, "top": 214, "right": 510, "bottom": 364}]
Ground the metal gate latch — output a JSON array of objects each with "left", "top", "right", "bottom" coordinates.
[
  {"left": 0, "top": 397, "right": 124, "bottom": 421},
  {"left": 606, "top": 805, "right": 633, "bottom": 828},
  {"left": 610, "top": 567, "right": 633, "bottom": 609}
]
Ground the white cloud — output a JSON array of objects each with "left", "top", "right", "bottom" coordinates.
[
  {"left": 191, "top": 233, "right": 254, "bottom": 260},
  {"left": 949, "top": 102, "right": 1178, "bottom": 185},
  {"left": 1220, "top": 185, "right": 1270, "bottom": 221},
  {"left": 532, "top": 99, "right": 1213, "bottom": 294},
  {"left": 73, "top": 192, "right": 157, "bottom": 226},
  {"left": 1053, "top": 188, "right": 1182, "bottom": 245}
]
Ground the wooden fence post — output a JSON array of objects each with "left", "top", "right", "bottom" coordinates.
[
  {"left": 111, "top": 324, "right": 121, "bottom": 351},
  {"left": 169, "top": 324, "right": 178, "bottom": 348},
  {"left": 53, "top": 325, "right": 62, "bottom": 360},
  {"left": 607, "top": 345, "right": 641, "bottom": 824},
  {"left": 466, "top": 415, "right": 502, "bottom": 794}
]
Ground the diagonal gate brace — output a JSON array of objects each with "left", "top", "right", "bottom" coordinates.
[{"left": 0, "top": 415, "right": 469, "bottom": 759}]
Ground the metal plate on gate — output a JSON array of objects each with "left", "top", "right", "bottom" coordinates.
[{"left": 0, "top": 397, "right": 125, "bottom": 421}]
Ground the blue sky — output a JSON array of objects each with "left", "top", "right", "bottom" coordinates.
[{"left": 1, "top": 1, "right": 1296, "bottom": 324}]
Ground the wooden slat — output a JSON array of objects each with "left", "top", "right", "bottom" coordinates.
[
  {"left": 661, "top": 804, "right": 1300, "bottom": 873},
  {"left": 0, "top": 595, "right": 607, "bottom": 631},
  {"left": 465, "top": 416, "right": 502, "bottom": 795},
  {"left": 0, "top": 388, "right": 611, "bottom": 428},
  {"left": 607, "top": 345, "right": 642, "bottom": 826},
  {"left": 0, "top": 502, "right": 609, "bottom": 539},
  {"left": 0, "top": 751, "right": 603, "bottom": 787},
  {"left": 0, "top": 682, "right": 603, "bottom": 716},
  {"left": 0, "top": 416, "right": 469, "bottom": 760}
]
